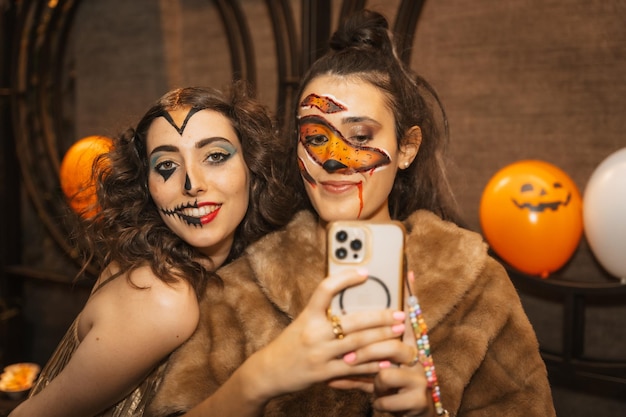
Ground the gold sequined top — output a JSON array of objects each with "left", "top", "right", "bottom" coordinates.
[{"left": 28, "top": 303, "right": 168, "bottom": 416}]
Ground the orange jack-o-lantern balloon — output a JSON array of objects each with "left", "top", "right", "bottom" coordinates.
[
  {"left": 59, "top": 135, "right": 113, "bottom": 218},
  {"left": 480, "top": 160, "right": 583, "bottom": 278}
]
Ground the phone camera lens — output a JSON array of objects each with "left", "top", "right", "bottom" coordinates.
[
  {"left": 350, "top": 239, "right": 362, "bottom": 251},
  {"left": 336, "top": 230, "right": 348, "bottom": 242},
  {"left": 335, "top": 247, "right": 348, "bottom": 259}
]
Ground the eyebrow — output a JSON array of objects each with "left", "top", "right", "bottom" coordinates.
[
  {"left": 150, "top": 144, "right": 178, "bottom": 156},
  {"left": 341, "top": 116, "right": 382, "bottom": 126},
  {"left": 149, "top": 137, "right": 231, "bottom": 157},
  {"left": 195, "top": 136, "right": 231, "bottom": 149}
]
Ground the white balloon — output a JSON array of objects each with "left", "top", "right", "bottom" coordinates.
[{"left": 583, "top": 147, "right": 626, "bottom": 280}]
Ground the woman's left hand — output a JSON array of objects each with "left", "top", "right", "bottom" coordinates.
[
  {"left": 328, "top": 268, "right": 436, "bottom": 417},
  {"left": 372, "top": 360, "right": 434, "bottom": 416},
  {"left": 327, "top": 332, "right": 432, "bottom": 416}
]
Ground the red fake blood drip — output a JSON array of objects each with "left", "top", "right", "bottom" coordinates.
[
  {"left": 357, "top": 182, "right": 364, "bottom": 218},
  {"left": 356, "top": 169, "right": 378, "bottom": 219}
]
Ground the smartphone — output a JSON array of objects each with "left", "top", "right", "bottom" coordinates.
[{"left": 326, "top": 220, "right": 406, "bottom": 315}]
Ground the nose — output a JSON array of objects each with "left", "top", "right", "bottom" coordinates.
[
  {"left": 319, "top": 138, "right": 352, "bottom": 173},
  {"left": 322, "top": 159, "right": 349, "bottom": 173},
  {"left": 183, "top": 167, "right": 206, "bottom": 196}
]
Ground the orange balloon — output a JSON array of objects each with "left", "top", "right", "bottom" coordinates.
[
  {"left": 59, "top": 135, "right": 113, "bottom": 218},
  {"left": 479, "top": 160, "right": 583, "bottom": 278}
]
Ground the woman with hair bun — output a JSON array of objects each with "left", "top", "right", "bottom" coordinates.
[{"left": 147, "top": 9, "right": 555, "bottom": 417}]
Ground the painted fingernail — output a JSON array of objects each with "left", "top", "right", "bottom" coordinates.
[
  {"left": 379, "top": 360, "right": 391, "bottom": 369},
  {"left": 392, "top": 323, "right": 405, "bottom": 334},
  {"left": 356, "top": 267, "right": 368, "bottom": 276},
  {"left": 343, "top": 352, "right": 357, "bottom": 363},
  {"left": 393, "top": 311, "right": 406, "bottom": 321}
]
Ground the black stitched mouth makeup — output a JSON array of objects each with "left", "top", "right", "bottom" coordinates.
[{"left": 160, "top": 200, "right": 222, "bottom": 226}]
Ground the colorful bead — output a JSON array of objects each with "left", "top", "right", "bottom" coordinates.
[{"left": 408, "top": 294, "right": 446, "bottom": 416}]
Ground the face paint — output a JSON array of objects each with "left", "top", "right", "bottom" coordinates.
[
  {"left": 150, "top": 137, "right": 238, "bottom": 184},
  {"left": 160, "top": 200, "right": 220, "bottom": 226},
  {"left": 300, "top": 93, "right": 346, "bottom": 114},
  {"left": 297, "top": 97, "right": 392, "bottom": 217},
  {"left": 160, "top": 107, "right": 202, "bottom": 134},
  {"left": 150, "top": 108, "right": 204, "bottom": 183},
  {"left": 150, "top": 146, "right": 178, "bottom": 182},
  {"left": 297, "top": 77, "right": 403, "bottom": 224},
  {"left": 147, "top": 108, "right": 250, "bottom": 260},
  {"left": 297, "top": 158, "right": 317, "bottom": 186},
  {"left": 356, "top": 182, "right": 364, "bottom": 218},
  {"left": 156, "top": 138, "right": 237, "bottom": 226},
  {"left": 298, "top": 115, "right": 391, "bottom": 175}
]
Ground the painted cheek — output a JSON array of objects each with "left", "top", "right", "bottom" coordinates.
[{"left": 298, "top": 157, "right": 317, "bottom": 186}]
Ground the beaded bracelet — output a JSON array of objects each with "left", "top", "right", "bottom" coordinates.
[{"left": 407, "top": 288, "right": 448, "bottom": 416}]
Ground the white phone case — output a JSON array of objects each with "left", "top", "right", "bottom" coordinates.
[{"left": 327, "top": 220, "right": 405, "bottom": 315}]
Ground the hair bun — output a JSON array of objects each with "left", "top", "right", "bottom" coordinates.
[{"left": 329, "top": 9, "right": 394, "bottom": 56}]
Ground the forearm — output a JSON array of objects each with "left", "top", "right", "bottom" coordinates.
[{"left": 183, "top": 352, "right": 271, "bottom": 417}]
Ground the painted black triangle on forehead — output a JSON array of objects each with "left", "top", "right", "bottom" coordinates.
[{"left": 159, "top": 107, "right": 203, "bottom": 135}]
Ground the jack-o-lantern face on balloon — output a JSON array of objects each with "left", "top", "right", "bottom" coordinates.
[
  {"left": 480, "top": 160, "right": 583, "bottom": 278},
  {"left": 512, "top": 180, "right": 572, "bottom": 219}
]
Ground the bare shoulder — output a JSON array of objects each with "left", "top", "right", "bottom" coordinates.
[{"left": 79, "top": 264, "right": 200, "bottom": 349}]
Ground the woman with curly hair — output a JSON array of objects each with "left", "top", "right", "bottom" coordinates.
[{"left": 10, "top": 83, "right": 294, "bottom": 417}]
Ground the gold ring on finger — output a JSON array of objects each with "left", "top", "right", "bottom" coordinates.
[{"left": 329, "top": 314, "right": 345, "bottom": 340}]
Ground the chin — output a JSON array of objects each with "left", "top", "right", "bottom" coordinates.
[{"left": 316, "top": 206, "right": 363, "bottom": 223}]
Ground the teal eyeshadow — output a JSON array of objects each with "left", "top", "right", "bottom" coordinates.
[
  {"left": 216, "top": 141, "right": 237, "bottom": 155},
  {"left": 149, "top": 154, "right": 161, "bottom": 169}
]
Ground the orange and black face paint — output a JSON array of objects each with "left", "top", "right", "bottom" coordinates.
[
  {"left": 298, "top": 94, "right": 391, "bottom": 178},
  {"left": 297, "top": 94, "right": 392, "bottom": 218},
  {"left": 298, "top": 115, "right": 391, "bottom": 175},
  {"left": 300, "top": 93, "right": 346, "bottom": 114}
]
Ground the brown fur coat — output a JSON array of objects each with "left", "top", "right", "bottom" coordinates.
[{"left": 146, "top": 210, "right": 555, "bottom": 417}]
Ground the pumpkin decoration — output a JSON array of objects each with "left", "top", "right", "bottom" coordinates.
[
  {"left": 59, "top": 135, "right": 113, "bottom": 219},
  {"left": 480, "top": 160, "right": 583, "bottom": 278}
]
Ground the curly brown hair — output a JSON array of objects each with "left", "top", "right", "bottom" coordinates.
[{"left": 80, "top": 83, "right": 296, "bottom": 296}]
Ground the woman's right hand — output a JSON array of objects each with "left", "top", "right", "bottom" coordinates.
[
  {"left": 246, "top": 268, "right": 408, "bottom": 400},
  {"left": 186, "top": 268, "right": 419, "bottom": 417}
]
